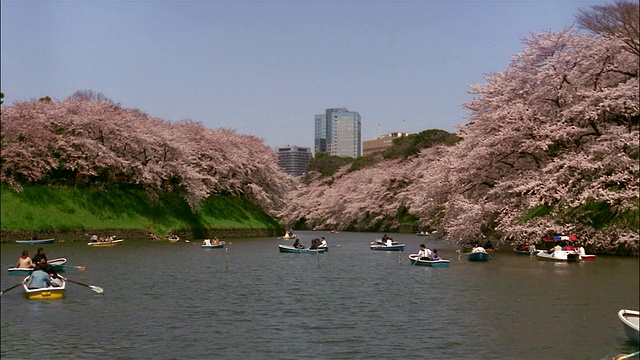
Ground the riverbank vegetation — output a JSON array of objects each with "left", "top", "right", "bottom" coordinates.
[
  {"left": 0, "top": 184, "right": 281, "bottom": 237},
  {"left": 0, "top": 94, "right": 293, "bottom": 215}
]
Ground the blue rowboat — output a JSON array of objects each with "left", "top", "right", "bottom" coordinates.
[
  {"left": 8, "top": 258, "right": 67, "bottom": 275},
  {"left": 278, "top": 245, "right": 326, "bottom": 254},
  {"left": 467, "top": 252, "right": 489, "bottom": 261},
  {"left": 408, "top": 254, "right": 450, "bottom": 267},
  {"left": 15, "top": 238, "right": 55, "bottom": 245},
  {"left": 201, "top": 241, "right": 225, "bottom": 249}
]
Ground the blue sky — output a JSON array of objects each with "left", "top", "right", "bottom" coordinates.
[{"left": 1, "top": 0, "right": 604, "bottom": 150}]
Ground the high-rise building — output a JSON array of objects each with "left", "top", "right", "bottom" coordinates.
[
  {"left": 276, "top": 145, "right": 311, "bottom": 177},
  {"left": 314, "top": 107, "right": 361, "bottom": 158},
  {"left": 362, "top": 132, "right": 410, "bottom": 156}
]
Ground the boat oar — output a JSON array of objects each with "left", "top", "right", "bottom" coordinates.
[
  {"left": 60, "top": 264, "right": 86, "bottom": 271},
  {"left": 59, "top": 276, "right": 103, "bottom": 294},
  {"left": 614, "top": 351, "right": 640, "bottom": 360},
  {"left": 455, "top": 251, "right": 471, "bottom": 262},
  {"left": 1, "top": 282, "right": 23, "bottom": 295}
]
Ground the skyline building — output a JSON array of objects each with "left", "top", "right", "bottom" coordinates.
[
  {"left": 314, "top": 107, "right": 361, "bottom": 158},
  {"left": 276, "top": 145, "right": 311, "bottom": 177},
  {"left": 362, "top": 132, "right": 410, "bottom": 156}
]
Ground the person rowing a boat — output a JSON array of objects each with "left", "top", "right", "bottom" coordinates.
[
  {"left": 472, "top": 243, "right": 486, "bottom": 253},
  {"left": 32, "top": 247, "right": 47, "bottom": 264},
  {"left": 417, "top": 244, "right": 432, "bottom": 260},
  {"left": 293, "top": 238, "right": 305, "bottom": 249},
  {"left": 27, "top": 262, "right": 62, "bottom": 289},
  {"left": 15, "top": 250, "right": 35, "bottom": 269},
  {"left": 430, "top": 249, "right": 441, "bottom": 261}
]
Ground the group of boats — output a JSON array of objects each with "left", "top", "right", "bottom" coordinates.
[
  {"left": 5, "top": 254, "right": 70, "bottom": 299},
  {"left": 513, "top": 236, "right": 597, "bottom": 262}
]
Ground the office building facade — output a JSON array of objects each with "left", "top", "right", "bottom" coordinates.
[
  {"left": 314, "top": 107, "right": 361, "bottom": 158},
  {"left": 362, "top": 132, "right": 410, "bottom": 156},
  {"left": 276, "top": 145, "right": 312, "bottom": 177}
]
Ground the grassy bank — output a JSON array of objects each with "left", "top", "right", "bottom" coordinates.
[{"left": 0, "top": 185, "right": 283, "bottom": 237}]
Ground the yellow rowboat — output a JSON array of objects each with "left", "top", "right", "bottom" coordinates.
[
  {"left": 88, "top": 239, "right": 123, "bottom": 247},
  {"left": 22, "top": 276, "right": 66, "bottom": 300}
]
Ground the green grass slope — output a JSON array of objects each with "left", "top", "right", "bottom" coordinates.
[{"left": 0, "top": 185, "right": 282, "bottom": 236}]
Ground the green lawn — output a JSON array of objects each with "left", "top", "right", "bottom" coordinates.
[{"left": 0, "top": 184, "right": 282, "bottom": 235}]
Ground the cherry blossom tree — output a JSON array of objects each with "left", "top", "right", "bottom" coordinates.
[
  {"left": 0, "top": 97, "right": 292, "bottom": 215},
  {"left": 281, "top": 27, "right": 638, "bottom": 252}
]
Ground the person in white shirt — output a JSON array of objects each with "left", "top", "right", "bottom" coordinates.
[
  {"left": 417, "top": 244, "right": 433, "bottom": 260},
  {"left": 472, "top": 244, "right": 486, "bottom": 253},
  {"left": 578, "top": 245, "right": 586, "bottom": 256}
]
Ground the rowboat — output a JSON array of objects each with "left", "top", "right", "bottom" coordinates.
[
  {"left": 580, "top": 254, "right": 596, "bottom": 261},
  {"left": 618, "top": 309, "right": 639, "bottom": 343},
  {"left": 282, "top": 233, "right": 297, "bottom": 240},
  {"left": 201, "top": 241, "right": 225, "bottom": 249},
  {"left": 536, "top": 250, "right": 580, "bottom": 262},
  {"left": 416, "top": 232, "right": 429, "bottom": 236},
  {"left": 7, "top": 257, "right": 67, "bottom": 275},
  {"left": 88, "top": 239, "right": 123, "bottom": 247},
  {"left": 370, "top": 243, "right": 405, "bottom": 251},
  {"left": 278, "top": 244, "right": 327, "bottom": 254},
  {"left": 370, "top": 239, "right": 405, "bottom": 251},
  {"left": 15, "top": 238, "right": 55, "bottom": 245},
  {"left": 467, "top": 251, "right": 489, "bottom": 261},
  {"left": 408, "top": 254, "right": 450, "bottom": 267},
  {"left": 22, "top": 276, "right": 66, "bottom": 300}
]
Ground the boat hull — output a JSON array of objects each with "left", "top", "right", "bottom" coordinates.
[
  {"left": 618, "top": 309, "right": 640, "bottom": 344},
  {"left": 282, "top": 235, "right": 297, "bottom": 240},
  {"left": 278, "top": 245, "right": 326, "bottom": 254},
  {"left": 201, "top": 242, "right": 225, "bottom": 249},
  {"left": 468, "top": 252, "right": 489, "bottom": 261},
  {"left": 22, "top": 277, "right": 66, "bottom": 300},
  {"left": 15, "top": 238, "right": 55, "bottom": 245},
  {"left": 370, "top": 244, "right": 405, "bottom": 251},
  {"left": 7, "top": 258, "right": 67, "bottom": 275},
  {"left": 408, "top": 254, "right": 449, "bottom": 267},
  {"left": 88, "top": 239, "right": 123, "bottom": 247},
  {"left": 536, "top": 251, "right": 580, "bottom": 262}
]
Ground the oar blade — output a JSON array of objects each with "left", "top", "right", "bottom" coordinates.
[
  {"left": 78, "top": 266, "right": 86, "bottom": 271},
  {"left": 89, "top": 285, "right": 104, "bottom": 294}
]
